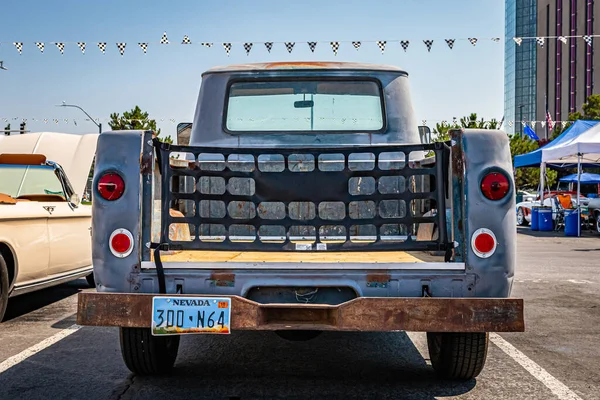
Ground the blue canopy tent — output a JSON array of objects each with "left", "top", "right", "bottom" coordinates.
[
  {"left": 514, "top": 120, "right": 600, "bottom": 168},
  {"left": 559, "top": 172, "right": 600, "bottom": 184}
]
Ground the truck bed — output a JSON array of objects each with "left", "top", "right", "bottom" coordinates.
[{"left": 153, "top": 250, "right": 423, "bottom": 264}]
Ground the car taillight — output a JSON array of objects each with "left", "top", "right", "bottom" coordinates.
[
  {"left": 109, "top": 229, "right": 134, "bottom": 258},
  {"left": 98, "top": 172, "right": 125, "bottom": 201},
  {"left": 481, "top": 171, "right": 510, "bottom": 200},
  {"left": 471, "top": 228, "right": 497, "bottom": 258}
]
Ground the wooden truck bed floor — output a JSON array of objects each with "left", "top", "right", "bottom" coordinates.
[{"left": 154, "top": 250, "right": 423, "bottom": 264}]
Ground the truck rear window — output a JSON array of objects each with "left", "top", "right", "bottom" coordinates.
[{"left": 225, "top": 80, "right": 385, "bottom": 132}]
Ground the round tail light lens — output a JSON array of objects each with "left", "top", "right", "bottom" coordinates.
[
  {"left": 481, "top": 172, "right": 510, "bottom": 201},
  {"left": 98, "top": 172, "right": 125, "bottom": 201},
  {"left": 109, "top": 229, "right": 134, "bottom": 258},
  {"left": 471, "top": 228, "right": 497, "bottom": 258}
]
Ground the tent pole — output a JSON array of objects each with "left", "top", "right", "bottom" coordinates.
[
  {"left": 539, "top": 162, "right": 546, "bottom": 205},
  {"left": 577, "top": 153, "right": 581, "bottom": 237}
]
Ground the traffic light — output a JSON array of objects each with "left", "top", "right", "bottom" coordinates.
[{"left": 19, "top": 121, "right": 26, "bottom": 134}]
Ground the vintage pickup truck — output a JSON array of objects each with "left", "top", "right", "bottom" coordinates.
[{"left": 77, "top": 62, "right": 524, "bottom": 380}]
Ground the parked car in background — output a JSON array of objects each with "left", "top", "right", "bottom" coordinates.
[
  {"left": 0, "top": 132, "right": 98, "bottom": 321},
  {"left": 515, "top": 193, "right": 590, "bottom": 226},
  {"left": 588, "top": 197, "right": 600, "bottom": 234}
]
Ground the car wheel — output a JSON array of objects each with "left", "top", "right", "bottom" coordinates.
[
  {"left": 427, "top": 332, "right": 489, "bottom": 380},
  {"left": 596, "top": 212, "right": 600, "bottom": 235},
  {"left": 119, "top": 327, "right": 180, "bottom": 375},
  {"left": 517, "top": 208, "right": 528, "bottom": 226},
  {"left": 0, "top": 253, "right": 9, "bottom": 322},
  {"left": 85, "top": 273, "right": 95, "bottom": 288}
]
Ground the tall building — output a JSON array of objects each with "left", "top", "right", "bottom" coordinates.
[
  {"left": 504, "top": 0, "right": 538, "bottom": 136},
  {"left": 536, "top": 0, "right": 600, "bottom": 138}
]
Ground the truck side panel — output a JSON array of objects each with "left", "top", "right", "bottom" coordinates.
[{"left": 92, "top": 130, "right": 144, "bottom": 293}]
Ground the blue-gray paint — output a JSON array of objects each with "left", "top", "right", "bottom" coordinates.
[{"left": 92, "top": 64, "right": 516, "bottom": 303}]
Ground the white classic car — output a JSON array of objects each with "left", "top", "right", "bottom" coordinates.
[
  {"left": 516, "top": 193, "right": 590, "bottom": 226},
  {"left": 0, "top": 132, "right": 98, "bottom": 321}
]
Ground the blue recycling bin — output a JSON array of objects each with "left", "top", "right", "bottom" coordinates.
[
  {"left": 531, "top": 207, "right": 540, "bottom": 231},
  {"left": 538, "top": 207, "right": 553, "bottom": 231},
  {"left": 564, "top": 209, "right": 580, "bottom": 237}
]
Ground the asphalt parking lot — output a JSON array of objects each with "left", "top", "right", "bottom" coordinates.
[{"left": 0, "top": 228, "right": 598, "bottom": 400}]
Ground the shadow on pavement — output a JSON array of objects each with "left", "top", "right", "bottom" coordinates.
[
  {"left": 0, "top": 327, "right": 477, "bottom": 400},
  {"left": 3, "top": 278, "right": 88, "bottom": 322},
  {"left": 516, "top": 226, "right": 598, "bottom": 238}
]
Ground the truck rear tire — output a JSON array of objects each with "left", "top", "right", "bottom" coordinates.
[
  {"left": 427, "top": 332, "right": 489, "bottom": 380},
  {"left": 119, "top": 327, "right": 180, "bottom": 375}
]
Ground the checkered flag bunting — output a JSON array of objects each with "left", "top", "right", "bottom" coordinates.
[
  {"left": 160, "top": 32, "right": 169, "bottom": 44},
  {"left": 223, "top": 42, "right": 232, "bottom": 56},
  {"left": 445, "top": 39, "right": 455, "bottom": 49},
  {"left": 201, "top": 43, "right": 213, "bottom": 48},
  {"left": 513, "top": 37, "right": 522, "bottom": 46},
  {"left": 243, "top": 42, "right": 253, "bottom": 55},
  {"left": 376, "top": 41, "right": 386, "bottom": 54},
  {"left": 352, "top": 41, "right": 361, "bottom": 50},
  {"left": 264, "top": 42, "right": 273, "bottom": 52},
  {"left": 35, "top": 42, "right": 44, "bottom": 53},
  {"left": 285, "top": 42, "right": 295, "bottom": 53},
  {"left": 536, "top": 37, "right": 545, "bottom": 47},
  {"left": 77, "top": 42, "right": 86, "bottom": 54},
  {"left": 561, "top": 121, "right": 568, "bottom": 128},
  {"left": 13, "top": 42, "right": 23, "bottom": 55},
  {"left": 540, "top": 121, "right": 546, "bottom": 128},
  {"left": 423, "top": 40, "right": 434, "bottom": 52},
  {"left": 116, "top": 42, "right": 126, "bottom": 56},
  {"left": 307, "top": 42, "right": 317, "bottom": 52},
  {"left": 330, "top": 41, "right": 340, "bottom": 56},
  {"left": 97, "top": 42, "right": 107, "bottom": 54},
  {"left": 54, "top": 119, "right": 59, "bottom": 124},
  {"left": 138, "top": 43, "right": 148, "bottom": 53},
  {"left": 558, "top": 36, "right": 567, "bottom": 44},
  {"left": 400, "top": 40, "right": 410, "bottom": 51},
  {"left": 182, "top": 35, "right": 191, "bottom": 44},
  {"left": 491, "top": 37, "right": 501, "bottom": 42},
  {"left": 44, "top": 119, "right": 48, "bottom": 124},
  {"left": 55, "top": 42, "right": 65, "bottom": 54},
  {"left": 468, "top": 37, "right": 478, "bottom": 46},
  {"left": 583, "top": 35, "right": 592, "bottom": 47},
  {"left": 508, "top": 121, "right": 513, "bottom": 127}
]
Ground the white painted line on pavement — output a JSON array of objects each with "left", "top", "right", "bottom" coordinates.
[
  {"left": 0, "top": 324, "right": 81, "bottom": 374},
  {"left": 490, "top": 333, "right": 583, "bottom": 400}
]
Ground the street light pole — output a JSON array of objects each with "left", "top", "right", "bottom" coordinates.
[{"left": 57, "top": 102, "right": 102, "bottom": 133}]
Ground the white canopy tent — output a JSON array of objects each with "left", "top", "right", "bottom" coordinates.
[{"left": 539, "top": 122, "right": 600, "bottom": 236}]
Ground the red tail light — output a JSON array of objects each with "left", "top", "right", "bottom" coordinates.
[
  {"left": 471, "top": 228, "right": 497, "bottom": 258},
  {"left": 481, "top": 171, "right": 510, "bottom": 200},
  {"left": 98, "top": 172, "right": 125, "bottom": 201},
  {"left": 109, "top": 229, "right": 134, "bottom": 258}
]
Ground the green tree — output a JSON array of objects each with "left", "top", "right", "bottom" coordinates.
[
  {"left": 431, "top": 113, "right": 500, "bottom": 142},
  {"left": 108, "top": 105, "right": 172, "bottom": 143}
]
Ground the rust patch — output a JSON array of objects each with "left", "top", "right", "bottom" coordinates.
[
  {"left": 209, "top": 272, "right": 235, "bottom": 287},
  {"left": 77, "top": 293, "right": 525, "bottom": 332},
  {"left": 140, "top": 152, "right": 152, "bottom": 175}
]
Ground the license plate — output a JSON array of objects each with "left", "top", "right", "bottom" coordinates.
[{"left": 151, "top": 296, "right": 231, "bottom": 336}]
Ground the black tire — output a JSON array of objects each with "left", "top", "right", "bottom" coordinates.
[
  {"left": 85, "top": 273, "right": 95, "bottom": 288},
  {"left": 119, "top": 327, "right": 180, "bottom": 375},
  {"left": 275, "top": 330, "right": 322, "bottom": 341},
  {"left": 595, "top": 211, "right": 600, "bottom": 235},
  {"left": 517, "top": 207, "right": 529, "bottom": 226},
  {"left": 427, "top": 332, "right": 489, "bottom": 380},
  {"left": 0, "top": 253, "right": 8, "bottom": 322}
]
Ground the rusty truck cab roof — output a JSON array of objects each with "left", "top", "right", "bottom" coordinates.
[{"left": 202, "top": 61, "right": 408, "bottom": 76}]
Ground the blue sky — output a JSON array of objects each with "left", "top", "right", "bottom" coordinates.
[{"left": 0, "top": 0, "right": 505, "bottom": 138}]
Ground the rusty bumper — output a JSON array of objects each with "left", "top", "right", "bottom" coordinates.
[{"left": 77, "top": 292, "right": 524, "bottom": 332}]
